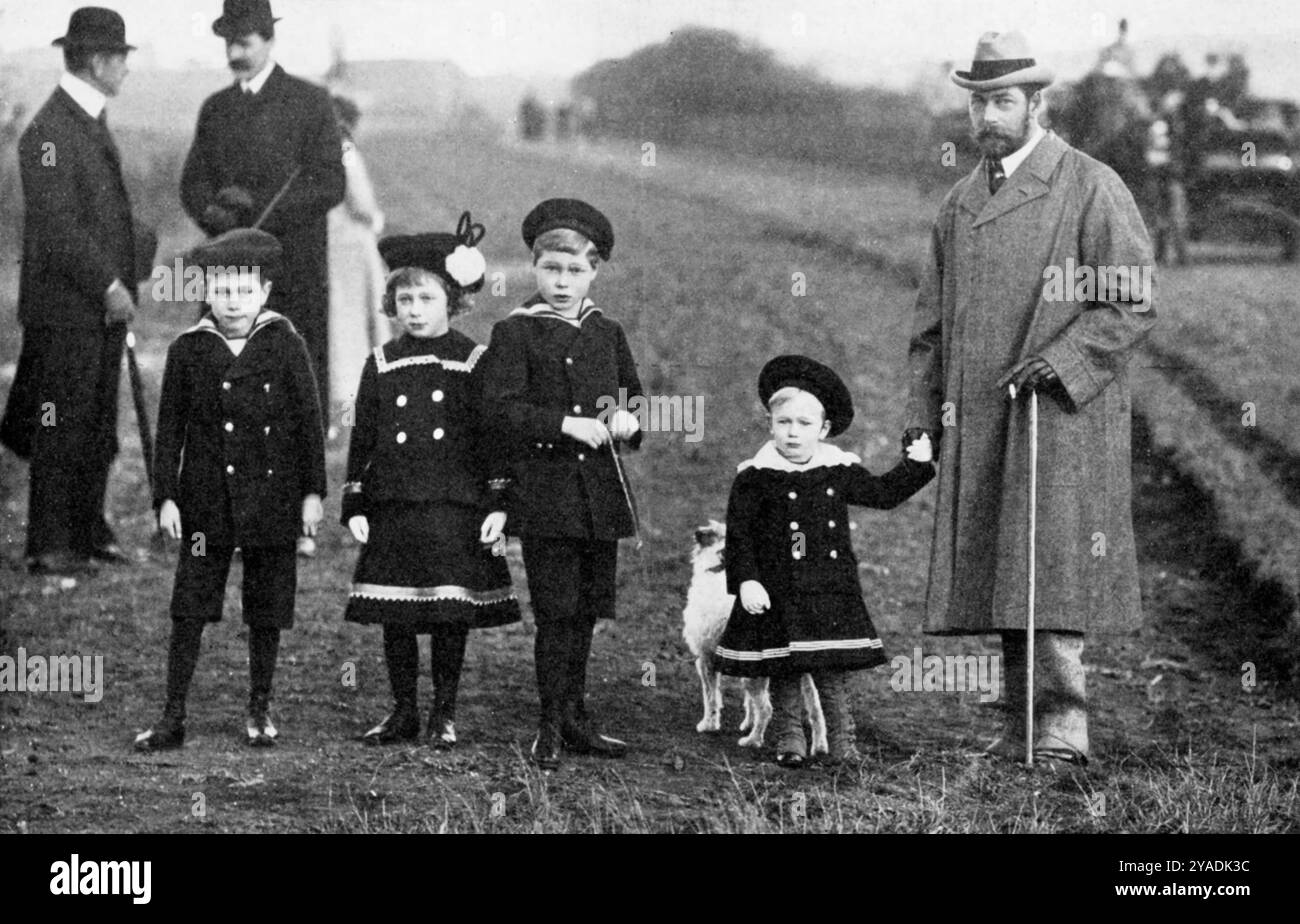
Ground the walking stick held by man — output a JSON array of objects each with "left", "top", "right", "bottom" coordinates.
[{"left": 1008, "top": 381, "right": 1038, "bottom": 768}]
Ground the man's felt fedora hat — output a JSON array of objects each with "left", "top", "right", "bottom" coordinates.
[
  {"left": 52, "top": 7, "right": 136, "bottom": 53},
  {"left": 212, "top": 0, "right": 280, "bottom": 39},
  {"left": 951, "top": 31, "right": 1054, "bottom": 90}
]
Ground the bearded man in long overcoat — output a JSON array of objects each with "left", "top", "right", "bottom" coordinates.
[{"left": 904, "top": 31, "right": 1157, "bottom": 764}]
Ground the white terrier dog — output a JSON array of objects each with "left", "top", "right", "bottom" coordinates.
[{"left": 682, "top": 520, "right": 827, "bottom": 753}]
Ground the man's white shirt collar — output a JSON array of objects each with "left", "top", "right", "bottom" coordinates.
[
  {"left": 60, "top": 71, "right": 106, "bottom": 119},
  {"left": 1000, "top": 121, "right": 1045, "bottom": 178},
  {"left": 239, "top": 59, "right": 276, "bottom": 95}
]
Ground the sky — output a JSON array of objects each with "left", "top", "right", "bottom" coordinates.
[{"left": 3, "top": 0, "right": 1299, "bottom": 91}]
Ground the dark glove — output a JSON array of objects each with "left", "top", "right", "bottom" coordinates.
[
  {"left": 902, "top": 427, "right": 941, "bottom": 455},
  {"left": 201, "top": 204, "right": 240, "bottom": 235},
  {"left": 216, "top": 185, "right": 256, "bottom": 216},
  {"left": 996, "top": 356, "right": 1060, "bottom": 396}
]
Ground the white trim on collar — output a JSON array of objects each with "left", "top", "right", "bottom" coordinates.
[
  {"left": 737, "top": 440, "right": 862, "bottom": 473},
  {"left": 60, "top": 71, "right": 106, "bottom": 119},
  {"left": 373, "top": 343, "right": 486, "bottom": 375},
  {"left": 508, "top": 298, "right": 601, "bottom": 327},
  {"left": 185, "top": 309, "right": 287, "bottom": 339}
]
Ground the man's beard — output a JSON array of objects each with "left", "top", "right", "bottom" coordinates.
[{"left": 973, "top": 110, "right": 1033, "bottom": 160}]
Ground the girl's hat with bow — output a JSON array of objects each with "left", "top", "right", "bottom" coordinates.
[{"left": 379, "top": 211, "right": 488, "bottom": 293}]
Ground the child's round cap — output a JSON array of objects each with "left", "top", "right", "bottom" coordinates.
[
  {"left": 184, "top": 228, "right": 282, "bottom": 279},
  {"left": 758, "top": 355, "right": 855, "bottom": 438},
  {"left": 522, "top": 198, "right": 614, "bottom": 261}
]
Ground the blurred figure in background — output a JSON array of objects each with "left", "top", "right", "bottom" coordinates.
[
  {"left": 328, "top": 93, "right": 389, "bottom": 438},
  {"left": 518, "top": 94, "right": 547, "bottom": 141},
  {"left": 1095, "top": 17, "right": 1136, "bottom": 78}
]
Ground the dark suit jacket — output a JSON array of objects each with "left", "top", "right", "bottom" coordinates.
[
  {"left": 153, "top": 311, "right": 327, "bottom": 548},
  {"left": 480, "top": 300, "right": 644, "bottom": 540},
  {"left": 16, "top": 87, "right": 136, "bottom": 329},
  {"left": 180, "top": 65, "right": 344, "bottom": 321}
]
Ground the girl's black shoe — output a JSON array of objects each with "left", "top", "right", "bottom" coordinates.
[
  {"left": 362, "top": 707, "right": 420, "bottom": 745},
  {"left": 133, "top": 718, "right": 185, "bottom": 752}
]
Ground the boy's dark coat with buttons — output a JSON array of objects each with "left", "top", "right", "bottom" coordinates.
[
  {"left": 152, "top": 311, "right": 327, "bottom": 547},
  {"left": 717, "top": 443, "right": 935, "bottom": 676},
  {"left": 724, "top": 447, "right": 935, "bottom": 597},
  {"left": 480, "top": 301, "right": 643, "bottom": 540}
]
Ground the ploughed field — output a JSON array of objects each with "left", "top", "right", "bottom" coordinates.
[{"left": 0, "top": 131, "right": 1295, "bottom": 832}]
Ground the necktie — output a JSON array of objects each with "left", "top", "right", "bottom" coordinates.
[{"left": 988, "top": 159, "right": 1007, "bottom": 195}]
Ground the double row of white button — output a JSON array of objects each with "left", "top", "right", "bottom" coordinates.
[
  {"left": 220, "top": 379, "right": 276, "bottom": 478},
  {"left": 789, "top": 486, "right": 841, "bottom": 560},
  {"left": 394, "top": 390, "right": 446, "bottom": 443}
]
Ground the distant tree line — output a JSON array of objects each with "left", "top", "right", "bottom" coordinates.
[{"left": 571, "top": 27, "right": 935, "bottom": 177}]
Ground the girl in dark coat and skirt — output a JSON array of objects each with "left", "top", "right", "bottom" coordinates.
[
  {"left": 342, "top": 213, "right": 519, "bottom": 748},
  {"left": 715, "top": 356, "right": 935, "bottom": 767}
]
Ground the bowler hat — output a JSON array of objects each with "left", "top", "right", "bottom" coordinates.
[
  {"left": 951, "top": 31, "right": 1054, "bottom": 91},
  {"left": 213, "top": 0, "right": 280, "bottom": 39},
  {"left": 379, "top": 211, "right": 488, "bottom": 294},
  {"left": 52, "top": 7, "right": 136, "bottom": 53},
  {"left": 185, "top": 228, "right": 283, "bottom": 281},
  {"left": 758, "top": 355, "right": 854, "bottom": 438},
  {"left": 522, "top": 198, "right": 614, "bottom": 261}
]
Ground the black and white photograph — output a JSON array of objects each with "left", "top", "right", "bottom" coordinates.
[{"left": 0, "top": 0, "right": 1295, "bottom": 876}]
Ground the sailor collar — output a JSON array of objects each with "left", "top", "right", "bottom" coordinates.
[
  {"left": 186, "top": 309, "right": 287, "bottom": 341},
  {"left": 737, "top": 440, "right": 862, "bottom": 473},
  {"left": 373, "top": 334, "right": 486, "bottom": 375},
  {"left": 509, "top": 296, "right": 602, "bottom": 328}
]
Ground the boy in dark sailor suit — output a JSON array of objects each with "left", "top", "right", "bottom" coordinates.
[
  {"left": 715, "top": 356, "right": 935, "bottom": 768},
  {"left": 480, "top": 199, "right": 644, "bottom": 770},
  {"left": 134, "top": 229, "right": 326, "bottom": 751}
]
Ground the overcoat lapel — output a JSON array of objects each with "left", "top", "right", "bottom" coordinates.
[{"left": 971, "top": 131, "right": 1068, "bottom": 227}]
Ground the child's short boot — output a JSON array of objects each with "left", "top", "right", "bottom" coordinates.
[
  {"left": 816, "top": 672, "right": 862, "bottom": 765},
  {"left": 772, "top": 674, "right": 808, "bottom": 768}
]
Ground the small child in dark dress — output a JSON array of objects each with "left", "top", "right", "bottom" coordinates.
[
  {"left": 714, "top": 355, "right": 934, "bottom": 767},
  {"left": 342, "top": 212, "right": 520, "bottom": 748}
]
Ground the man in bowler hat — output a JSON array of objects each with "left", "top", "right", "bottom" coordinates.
[
  {"left": 0, "top": 8, "right": 139, "bottom": 576},
  {"left": 180, "top": 0, "right": 345, "bottom": 466}
]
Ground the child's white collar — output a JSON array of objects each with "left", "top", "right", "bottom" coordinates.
[
  {"left": 737, "top": 440, "right": 861, "bottom": 473},
  {"left": 187, "top": 309, "right": 286, "bottom": 340},
  {"left": 509, "top": 298, "right": 601, "bottom": 327}
]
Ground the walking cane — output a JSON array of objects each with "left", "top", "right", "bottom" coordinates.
[
  {"left": 124, "top": 330, "right": 154, "bottom": 491},
  {"left": 251, "top": 166, "right": 301, "bottom": 230},
  {"left": 608, "top": 438, "right": 642, "bottom": 551},
  {"left": 1008, "top": 382, "right": 1038, "bottom": 767}
]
